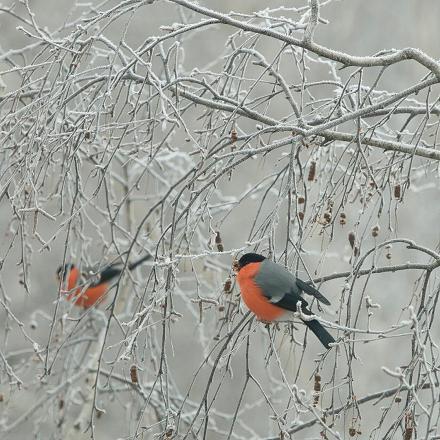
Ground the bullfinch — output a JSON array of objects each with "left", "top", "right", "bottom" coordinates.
[
  {"left": 234, "top": 253, "right": 335, "bottom": 349},
  {"left": 56, "top": 254, "right": 151, "bottom": 308}
]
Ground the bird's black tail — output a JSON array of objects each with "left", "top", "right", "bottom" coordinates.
[
  {"left": 304, "top": 319, "right": 335, "bottom": 349},
  {"left": 128, "top": 254, "right": 152, "bottom": 271}
]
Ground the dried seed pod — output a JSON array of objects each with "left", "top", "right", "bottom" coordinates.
[
  {"left": 232, "top": 259, "right": 239, "bottom": 272},
  {"left": 313, "top": 394, "right": 319, "bottom": 407},
  {"left": 354, "top": 246, "right": 359, "bottom": 257},
  {"left": 218, "top": 305, "right": 225, "bottom": 312},
  {"left": 298, "top": 211, "right": 305, "bottom": 221},
  {"left": 313, "top": 374, "right": 321, "bottom": 406},
  {"left": 307, "top": 161, "right": 316, "bottom": 181},
  {"left": 84, "top": 131, "right": 91, "bottom": 140},
  {"left": 394, "top": 184, "right": 401, "bottom": 199},
  {"left": 323, "top": 212, "right": 331, "bottom": 224},
  {"left": 231, "top": 128, "right": 238, "bottom": 143},
  {"left": 348, "top": 232, "right": 356, "bottom": 249},
  {"left": 404, "top": 412, "right": 413, "bottom": 440},
  {"left": 339, "top": 213, "right": 347, "bottom": 225},
  {"left": 198, "top": 301, "right": 203, "bottom": 324},
  {"left": 314, "top": 374, "right": 321, "bottom": 390},
  {"left": 348, "top": 427, "right": 356, "bottom": 437},
  {"left": 224, "top": 278, "right": 232, "bottom": 293},
  {"left": 298, "top": 196, "right": 305, "bottom": 204},
  {"left": 372, "top": 225, "right": 380, "bottom": 237},
  {"left": 59, "top": 398, "right": 64, "bottom": 410},
  {"left": 130, "top": 365, "right": 138, "bottom": 384},
  {"left": 395, "top": 396, "right": 402, "bottom": 403},
  {"left": 385, "top": 244, "right": 392, "bottom": 260},
  {"left": 215, "top": 231, "right": 224, "bottom": 252},
  {"left": 404, "top": 427, "right": 413, "bottom": 439}
]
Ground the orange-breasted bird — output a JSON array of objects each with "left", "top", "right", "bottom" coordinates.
[
  {"left": 234, "top": 253, "right": 335, "bottom": 349},
  {"left": 56, "top": 254, "right": 151, "bottom": 308}
]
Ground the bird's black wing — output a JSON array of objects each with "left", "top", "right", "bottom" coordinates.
[
  {"left": 272, "top": 290, "right": 309, "bottom": 313},
  {"left": 295, "top": 278, "right": 331, "bottom": 305},
  {"left": 254, "top": 259, "right": 331, "bottom": 306},
  {"left": 97, "top": 266, "right": 123, "bottom": 284}
]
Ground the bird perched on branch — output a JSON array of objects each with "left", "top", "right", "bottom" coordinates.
[
  {"left": 234, "top": 253, "right": 335, "bottom": 349},
  {"left": 56, "top": 254, "right": 152, "bottom": 308}
]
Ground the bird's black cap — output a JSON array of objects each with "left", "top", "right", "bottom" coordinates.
[
  {"left": 56, "top": 263, "right": 75, "bottom": 280},
  {"left": 238, "top": 253, "right": 266, "bottom": 268}
]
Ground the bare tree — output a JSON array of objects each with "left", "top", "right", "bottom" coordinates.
[{"left": 1, "top": 1, "right": 440, "bottom": 439}]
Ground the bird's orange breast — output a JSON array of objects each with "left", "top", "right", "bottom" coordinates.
[
  {"left": 237, "top": 262, "right": 284, "bottom": 321},
  {"left": 67, "top": 284, "right": 108, "bottom": 308},
  {"left": 64, "top": 267, "right": 108, "bottom": 308}
]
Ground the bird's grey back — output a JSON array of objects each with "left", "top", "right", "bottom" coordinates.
[{"left": 254, "top": 259, "right": 299, "bottom": 303}]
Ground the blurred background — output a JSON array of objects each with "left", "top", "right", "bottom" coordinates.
[{"left": 1, "top": 1, "right": 440, "bottom": 439}]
